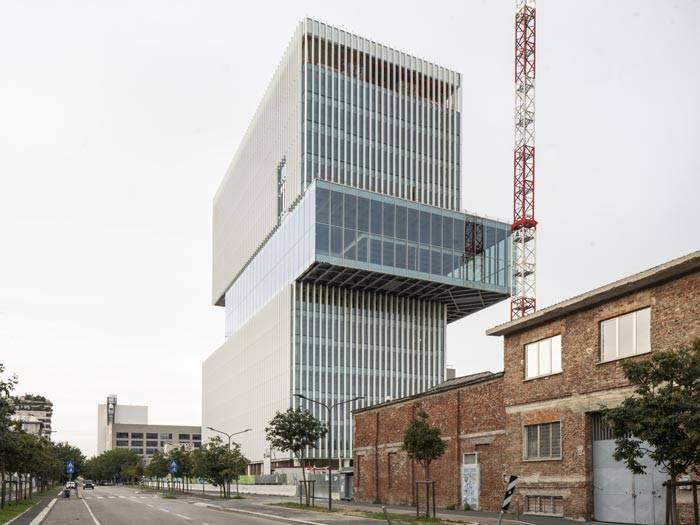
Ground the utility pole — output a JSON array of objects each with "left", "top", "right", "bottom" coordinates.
[
  {"left": 206, "top": 426, "right": 252, "bottom": 497},
  {"left": 294, "top": 394, "right": 364, "bottom": 510}
]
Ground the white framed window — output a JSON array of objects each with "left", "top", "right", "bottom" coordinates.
[
  {"left": 524, "top": 422, "right": 561, "bottom": 460},
  {"left": 600, "top": 307, "right": 650, "bottom": 363},
  {"left": 463, "top": 452, "right": 478, "bottom": 464},
  {"left": 524, "top": 335, "right": 562, "bottom": 379}
]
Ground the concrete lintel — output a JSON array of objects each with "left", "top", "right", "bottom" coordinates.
[{"left": 505, "top": 387, "right": 636, "bottom": 415}]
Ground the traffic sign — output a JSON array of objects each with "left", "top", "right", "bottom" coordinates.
[
  {"left": 66, "top": 461, "right": 74, "bottom": 474},
  {"left": 496, "top": 475, "right": 519, "bottom": 525},
  {"left": 501, "top": 475, "right": 519, "bottom": 510},
  {"left": 169, "top": 460, "right": 178, "bottom": 474}
]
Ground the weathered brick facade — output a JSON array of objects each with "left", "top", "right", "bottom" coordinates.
[
  {"left": 353, "top": 252, "right": 699, "bottom": 521},
  {"left": 353, "top": 372, "right": 506, "bottom": 510}
]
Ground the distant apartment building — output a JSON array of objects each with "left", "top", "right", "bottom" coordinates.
[
  {"left": 353, "top": 251, "right": 699, "bottom": 522},
  {"left": 203, "top": 17, "right": 511, "bottom": 472},
  {"left": 97, "top": 395, "right": 201, "bottom": 459},
  {"left": 12, "top": 394, "right": 53, "bottom": 439}
]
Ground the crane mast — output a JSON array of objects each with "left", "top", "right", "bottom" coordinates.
[{"left": 511, "top": 0, "right": 537, "bottom": 320}]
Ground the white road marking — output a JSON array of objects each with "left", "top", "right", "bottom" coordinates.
[
  {"left": 82, "top": 498, "right": 101, "bottom": 525},
  {"left": 159, "top": 508, "right": 170, "bottom": 513},
  {"left": 28, "top": 498, "right": 56, "bottom": 525},
  {"left": 97, "top": 496, "right": 104, "bottom": 499},
  {"left": 174, "top": 513, "right": 192, "bottom": 520},
  {"left": 146, "top": 504, "right": 154, "bottom": 508}
]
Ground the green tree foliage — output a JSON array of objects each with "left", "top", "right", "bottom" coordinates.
[
  {"left": 605, "top": 339, "right": 700, "bottom": 524},
  {"left": 167, "top": 446, "right": 193, "bottom": 491},
  {"left": 0, "top": 364, "right": 69, "bottom": 508},
  {"left": 222, "top": 443, "right": 248, "bottom": 496},
  {"left": 83, "top": 449, "right": 141, "bottom": 484},
  {"left": 52, "top": 443, "right": 85, "bottom": 482},
  {"left": 605, "top": 339, "right": 700, "bottom": 480},
  {"left": 265, "top": 407, "right": 327, "bottom": 486},
  {"left": 402, "top": 408, "right": 446, "bottom": 479},
  {"left": 190, "top": 437, "right": 247, "bottom": 498}
]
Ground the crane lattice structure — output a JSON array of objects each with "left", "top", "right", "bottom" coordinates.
[{"left": 511, "top": 0, "right": 537, "bottom": 320}]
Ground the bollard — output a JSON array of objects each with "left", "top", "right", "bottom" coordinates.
[{"left": 382, "top": 505, "right": 392, "bottom": 525}]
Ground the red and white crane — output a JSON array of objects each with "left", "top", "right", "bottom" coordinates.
[{"left": 511, "top": 0, "right": 537, "bottom": 320}]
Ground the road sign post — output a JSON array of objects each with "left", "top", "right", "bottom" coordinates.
[
  {"left": 497, "top": 475, "right": 519, "bottom": 525},
  {"left": 169, "top": 460, "right": 177, "bottom": 494},
  {"left": 67, "top": 461, "right": 74, "bottom": 482}
]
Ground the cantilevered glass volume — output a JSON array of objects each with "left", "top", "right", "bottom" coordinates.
[{"left": 203, "top": 18, "right": 511, "bottom": 470}]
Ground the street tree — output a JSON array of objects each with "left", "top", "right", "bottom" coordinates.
[
  {"left": 145, "top": 450, "right": 170, "bottom": 490},
  {"left": 191, "top": 437, "right": 229, "bottom": 497},
  {"left": 605, "top": 338, "right": 700, "bottom": 523},
  {"left": 167, "top": 446, "right": 194, "bottom": 492},
  {"left": 0, "top": 363, "right": 18, "bottom": 508},
  {"left": 222, "top": 442, "right": 248, "bottom": 497},
  {"left": 52, "top": 442, "right": 85, "bottom": 482},
  {"left": 402, "top": 408, "right": 446, "bottom": 479},
  {"left": 84, "top": 448, "right": 140, "bottom": 485},
  {"left": 265, "top": 407, "right": 327, "bottom": 491}
]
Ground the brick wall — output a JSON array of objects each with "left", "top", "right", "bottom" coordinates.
[
  {"left": 353, "top": 375, "right": 506, "bottom": 511},
  {"left": 502, "top": 271, "right": 699, "bottom": 519},
  {"left": 352, "top": 265, "right": 699, "bottom": 521}
]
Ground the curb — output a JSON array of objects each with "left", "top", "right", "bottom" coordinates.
[
  {"left": 4, "top": 493, "right": 58, "bottom": 525},
  {"left": 27, "top": 498, "right": 57, "bottom": 525},
  {"left": 191, "top": 501, "right": 328, "bottom": 525}
]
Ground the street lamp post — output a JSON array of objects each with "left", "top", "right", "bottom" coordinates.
[
  {"left": 294, "top": 394, "right": 364, "bottom": 510},
  {"left": 206, "top": 427, "right": 252, "bottom": 497}
]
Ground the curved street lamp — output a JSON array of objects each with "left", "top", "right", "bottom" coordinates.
[{"left": 293, "top": 394, "right": 364, "bottom": 510}]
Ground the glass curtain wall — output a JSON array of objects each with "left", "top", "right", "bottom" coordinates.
[
  {"left": 293, "top": 281, "right": 445, "bottom": 460},
  {"left": 225, "top": 185, "right": 316, "bottom": 337},
  {"left": 314, "top": 181, "right": 509, "bottom": 289},
  {"left": 302, "top": 31, "right": 461, "bottom": 211}
]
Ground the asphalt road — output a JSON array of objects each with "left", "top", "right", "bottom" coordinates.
[{"left": 40, "top": 485, "right": 282, "bottom": 525}]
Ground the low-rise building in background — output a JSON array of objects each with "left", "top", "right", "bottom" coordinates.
[
  {"left": 12, "top": 394, "right": 53, "bottom": 438},
  {"left": 97, "top": 395, "right": 201, "bottom": 460}
]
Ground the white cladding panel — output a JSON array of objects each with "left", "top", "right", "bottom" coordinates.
[
  {"left": 202, "top": 284, "right": 293, "bottom": 463},
  {"left": 97, "top": 404, "right": 107, "bottom": 455},
  {"left": 114, "top": 404, "right": 148, "bottom": 425},
  {"left": 212, "top": 25, "right": 304, "bottom": 305}
]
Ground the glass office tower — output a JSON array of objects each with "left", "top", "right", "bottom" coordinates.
[{"left": 203, "top": 19, "right": 511, "bottom": 469}]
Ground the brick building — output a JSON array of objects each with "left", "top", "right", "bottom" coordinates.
[
  {"left": 353, "top": 251, "right": 699, "bottom": 521},
  {"left": 354, "top": 371, "right": 506, "bottom": 511}
]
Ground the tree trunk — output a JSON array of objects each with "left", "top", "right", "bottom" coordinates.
[{"left": 299, "top": 453, "right": 311, "bottom": 506}]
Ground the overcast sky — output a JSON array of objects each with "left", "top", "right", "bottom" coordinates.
[{"left": 1, "top": 0, "right": 698, "bottom": 457}]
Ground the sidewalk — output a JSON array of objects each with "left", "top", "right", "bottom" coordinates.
[
  {"left": 130, "top": 486, "right": 607, "bottom": 525},
  {"left": 169, "top": 489, "right": 606, "bottom": 525}
]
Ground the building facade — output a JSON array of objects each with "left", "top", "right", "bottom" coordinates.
[
  {"left": 97, "top": 395, "right": 201, "bottom": 460},
  {"left": 353, "top": 251, "right": 700, "bottom": 522},
  {"left": 203, "top": 18, "right": 511, "bottom": 469},
  {"left": 354, "top": 372, "right": 506, "bottom": 511},
  {"left": 12, "top": 394, "right": 53, "bottom": 439}
]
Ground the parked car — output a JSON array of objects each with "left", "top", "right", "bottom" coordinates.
[
  {"left": 65, "top": 481, "right": 76, "bottom": 489},
  {"left": 83, "top": 481, "right": 94, "bottom": 489}
]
